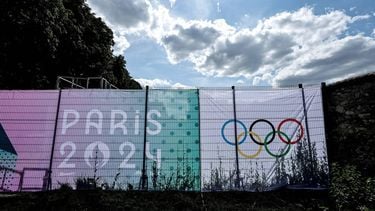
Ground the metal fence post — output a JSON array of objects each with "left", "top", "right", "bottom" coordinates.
[
  {"left": 320, "top": 82, "right": 331, "bottom": 164},
  {"left": 47, "top": 89, "right": 62, "bottom": 190},
  {"left": 197, "top": 89, "right": 202, "bottom": 192},
  {"left": 298, "top": 84, "right": 314, "bottom": 174},
  {"left": 140, "top": 86, "right": 149, "bottom": 190},
  {"left": 56, "top": 77, "right": 60, "bottom": 89},
  {"left": 232, "top": 86, "right": 240, "bottom": 189},
  {"left": 100, "top": 77, "right": 104, "bottom": 89}
]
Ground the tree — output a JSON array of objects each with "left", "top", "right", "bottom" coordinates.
[{"left": 0, "top": 0, "right": 141, "bottom": 89}]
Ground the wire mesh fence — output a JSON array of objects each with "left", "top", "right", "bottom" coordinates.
[{"left": 0, "top": 85, "right": 328, "bottom": 192}]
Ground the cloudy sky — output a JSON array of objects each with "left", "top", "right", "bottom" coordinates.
[{"left": 87, "top": 0, "right": 375, "bottom": 88}]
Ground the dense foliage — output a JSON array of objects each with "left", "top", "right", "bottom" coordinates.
[
  {"left": 325, "top": 74, "right": 375, "bottom": 177},
  {"left": 325, "top": 74, "right": 375, "bottom": 210},
  {"left": 0, "top": 0, "right": 140, "bottom": 89},
  {"left": 330, "top": 164, "right": 375, "bottom": 210}
]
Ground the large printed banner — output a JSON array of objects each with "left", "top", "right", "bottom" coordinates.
[
  {"left": 0, "top": 86, "right": 328, "bottom": 192},
  {"left": 51, "top": 90, "right": 145, "bottom": 189},
  {"left": 0, "top": 91, "right": 59, "bottom": 191},
  {"left": 200, "top": 86, "right": 328, "bottom": 191},
  {"left": 147, "top": 90, "right": 200, "bottom": 190},
  {"left": 51, "top": 89, "right": 200, "bottom": 190}
]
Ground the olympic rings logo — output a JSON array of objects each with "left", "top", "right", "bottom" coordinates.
[{"left": 220, "top": 118, "right": 304, "bottom": 158}]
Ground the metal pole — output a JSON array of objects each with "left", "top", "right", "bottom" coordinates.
[
  {"left": 320, "top": 82, "right": 331, "bottom": 164},
  {"left": 47, "top": 89, "right": 62, "bottom": 190},
  {"left": 232, "top": 86, "right": 240, "bottom": 189},
  {"left": 56, "top": 77, "right": 60, "bottom": 89},
  {"left": 298, "top": 84, "right": 314, "bottom": 174},
  {"left": 141, "top": 86, "right": 149, "bottom": 190},
  {"left": 197, "top": 89, "right": 202, "bottom": 191}
]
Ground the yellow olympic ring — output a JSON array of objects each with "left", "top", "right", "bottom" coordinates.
[{"left": 237, "top": 131, "right": 262, "bottom": 159}]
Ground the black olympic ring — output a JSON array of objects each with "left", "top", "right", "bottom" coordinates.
[{"left": 249, "top": 119, "right": 275, "bottom": 146}]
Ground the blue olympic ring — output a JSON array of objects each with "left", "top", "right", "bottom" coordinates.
[{"left": 221, "top": 119, "right": 247, "bottom": 146}]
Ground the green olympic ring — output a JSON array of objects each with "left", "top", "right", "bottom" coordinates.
[{"left": 263, "top": 131, "right": 291, "bottom": 158}]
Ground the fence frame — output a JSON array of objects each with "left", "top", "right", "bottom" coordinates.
[{"left": 0, "top": 85, "right": 329, "bottom": 192}]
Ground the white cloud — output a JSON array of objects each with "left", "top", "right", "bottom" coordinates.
[
  {"left": 112, "top": 33, "right": 130, "bottom": 55},
  {"left": 237, "top": 14, "right": 259, "bottom": 28},
  {"left": 135, "top": 78, "right": 192, "bottom": 88},
  {"left": 236, "top": 79, "right": 244, "bottom": 84},
  {"left": 252, "top": 73, "right": 273, "bottom": 86},
  {"left": 158, "top": 7, "right": 375, "bottom": 86},
  {"left": 350, "top": 14, "right": 371, "bottom": 22},
  {"left": 87, "top": 1, "right": 375, "bottom": 86}
]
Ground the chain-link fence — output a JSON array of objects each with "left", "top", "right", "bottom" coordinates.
[{"left": 0, "top": 85, "right": 328, "bottom": 192}]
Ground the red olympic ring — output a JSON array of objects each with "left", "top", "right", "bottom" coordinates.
[{"left": 277, "top": 118, "right": 304, "bottom": 144}]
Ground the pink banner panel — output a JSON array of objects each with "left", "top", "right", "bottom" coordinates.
[
  {"left": 0, "top": 90, "right": 59, "bottom": 191},
  {"left": 51, "top": 90, "right": 145, "bottom": 190}
]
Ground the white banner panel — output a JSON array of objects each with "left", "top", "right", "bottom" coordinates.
[
  {"left": 199, "top": 88, "right": 237, "bottom": 191},
  {"left": 199, "top": 86, "right": 328, "bottom": 191}
]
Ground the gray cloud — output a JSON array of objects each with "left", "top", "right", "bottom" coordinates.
[
  {"left": 161, "top": 21, "right": 222, "bottom": 62},
  {"left": 274, "top": 35, "right": 375, "bottom": 85},
  {"left": 200, "top": 34, "right": 265, "bottom": 75},
  {"left": 88, "top": 0, "right": 151, "bottom": 28},
  {"left": 198, "top": 31, "right": 296, "bottom": 76}
]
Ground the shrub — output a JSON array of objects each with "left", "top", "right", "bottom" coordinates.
[{"left": 330, "top": 163, "right": 375, "bottom": 210}]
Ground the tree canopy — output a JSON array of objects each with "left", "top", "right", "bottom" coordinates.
[{"left": 0, "top": 0, "right": 141, "bottom": 89}]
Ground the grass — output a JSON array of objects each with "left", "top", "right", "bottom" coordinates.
[{"left": 0, "top": 188, "right": 330, "bottom": 210}]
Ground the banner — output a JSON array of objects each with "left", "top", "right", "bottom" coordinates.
[
  {"left": 0, "top": 86, "right": 328, "bottom": 192},
  {"left": 52, "top": 90, "right": 145, "bottom": 189},
  {"left": 199, "top": 88, "right": 237, "bottom": 190},
  {"left": 147, "top": 89, "right": 200, "bottom": 190},
  {"left": 200, "top": 86, "right": 328, "bottom": 191},
  {"left": 51, "top": 89, "right": 200, "bottom": 191},
  {"left": 0, "top": 91, "right": 59, "bottom": 191}
]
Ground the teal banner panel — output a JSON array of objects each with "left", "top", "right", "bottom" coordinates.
[{"left": 147, "top": 89, "right": 200, "bottom": 191}]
